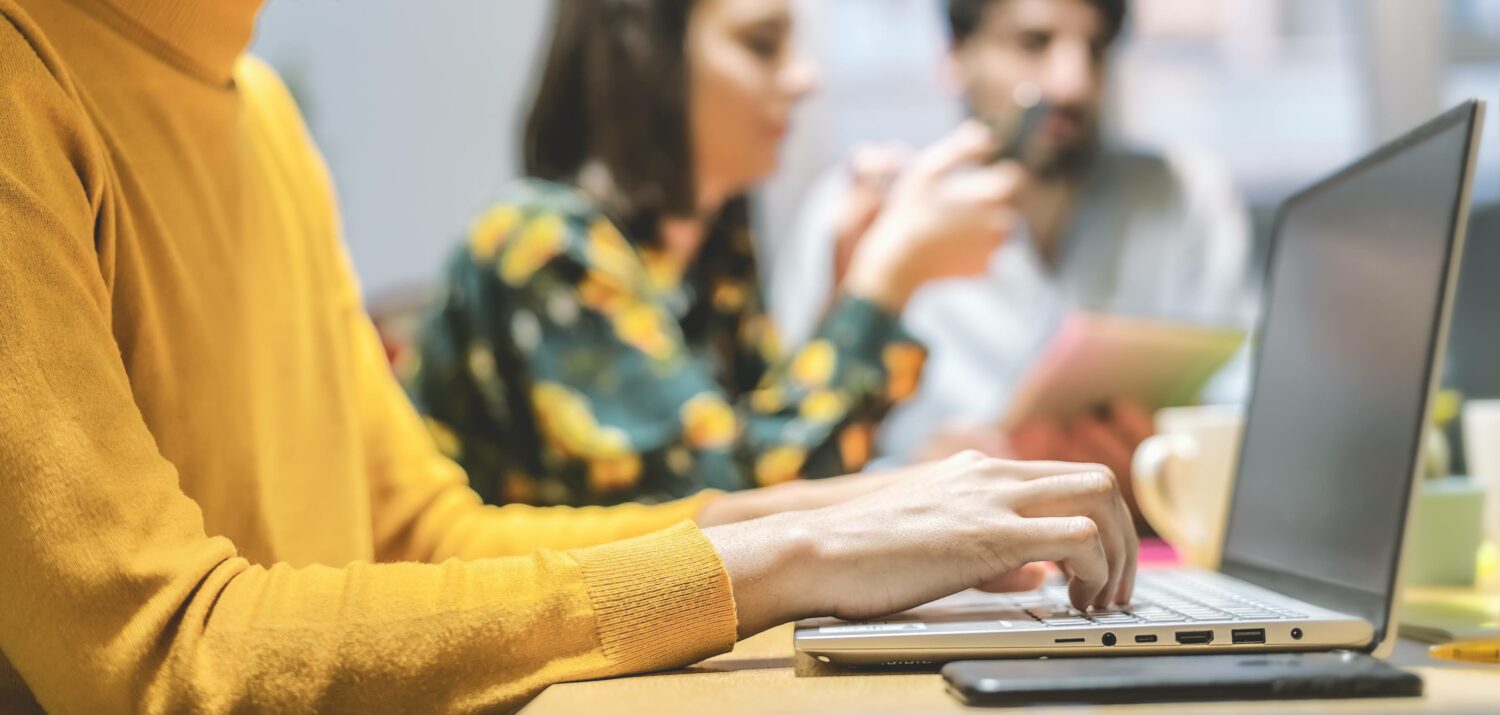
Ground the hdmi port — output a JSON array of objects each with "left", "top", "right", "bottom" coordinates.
[{"left": 1175, "top": 630, "right": 1215, "bottom": 645}]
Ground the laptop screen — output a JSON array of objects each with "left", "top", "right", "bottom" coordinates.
[{"left": 1219, "top": 102, "right": 1481, "bottom": 643}]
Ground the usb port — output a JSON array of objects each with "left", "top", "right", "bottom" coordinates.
[
  {"left": 1134, "top": 634, "right": 1158, "bottom": 643},
  {"left": 1175, "top": 630, "right": 1215, "bottom": 645},
  {"left": 1232, "top": 628, "right": 1266, "bottom": 644}
]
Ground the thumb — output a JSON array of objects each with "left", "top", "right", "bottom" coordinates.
[{"left": 909, "top": 120, "right": 996, "bottom": 181}]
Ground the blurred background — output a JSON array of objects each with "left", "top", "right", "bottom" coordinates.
[{"left": 250, "top": 0, "right": 1500, "bottom": 299}]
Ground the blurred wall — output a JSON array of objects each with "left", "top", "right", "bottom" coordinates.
[
  {"left": 251, "top": 0, "right": 551, "bottom": 296},
  {"left": 249, "top": 0, "right": 1499, "bottom": 297}
]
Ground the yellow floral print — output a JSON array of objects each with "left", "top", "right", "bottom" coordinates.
[
  {"left": 882, "top": 343, "right": 926, "bottom": 402},
  {"left": 666, "top": 446, "right": 694, "bottom": 476},
  {"left": 413, "top": 181, "right": 930, "bottom": 507},
  {"left": 578, "top": 270, "right": 627, "bottom": 315},
  {"left": 532, "top": 381, "right": 635, "bottom": 459},
  {"left": 593, "top": 425, "right": 633, "bottom": 457},
  {"left": 499, "top": 214, "right": 567, "bottom": 285},
  {"left": 467, "top": 345, "right": 497, "bottom": 382},
  {"left": 503, "top": 471, "right": 538, "bottom": 504},
  {"left": 468, "top": 204, "right": 522, "bottom": 261},
  {"left": 641, "top": 248, "right": 686, "bottom": 296},
  {"left": 748, "top": 386, "right": 785, "bottom": 414},
  {"left": 587, "top": 219, "right": 642, "bottom": 282},
  {"left": 839, "top": 422, "right": 873, "bottom": 468},
  {"left": 713, "top": 280, "right": 747, "bottom": 313},
  {"left": 589, "top": 453, "right": 643, "bottom": 492},
  {"left": 613, "top": 302, "right": 676, "bottom": 360},
  {"left": 741, "top": 315, "right": 782, "bottom": 363},
  {"left": 790, "top": 339, "right": 836, "bottom": 387},
  {"left": 799, "top": 389, "right": 847, "bottom": 424},
  {"left": 755, "top": 445, "right": 806, "bottom": 486},
  {"left": 681, "top": 392, "right": 737, "bottom": 449}
]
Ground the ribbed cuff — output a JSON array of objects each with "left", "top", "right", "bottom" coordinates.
[{"left": 570, "top": 522, "right": 738, "bottom": 673}]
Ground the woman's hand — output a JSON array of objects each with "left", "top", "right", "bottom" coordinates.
[
  {"left": 843, "top": 121, "right": 1026, "bottom": 312},
  {"left": 703, "top": 451, "right": 1137, "bottom": 639},
  {"left": 694, "top": 465, "right": 918, "bottom": 527},
  {"left": 831, "top": 142, "right": 909, "bottom": 287}
]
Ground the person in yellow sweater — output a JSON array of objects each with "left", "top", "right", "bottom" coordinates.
[{"left": 0, "top": 0, "right": 1137, "bottom": 712}]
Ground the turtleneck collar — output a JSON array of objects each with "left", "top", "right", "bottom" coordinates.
[{"left": 86, "top": 0, "right": 264, "bottom": 83}]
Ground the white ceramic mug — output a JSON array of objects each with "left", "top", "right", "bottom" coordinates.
[
  {"left": 1132, "top": 405, "right": 1243, "bottom": 569},
  {"left": 1462, "top": 399, "right": 1500, "bottom": 544}
]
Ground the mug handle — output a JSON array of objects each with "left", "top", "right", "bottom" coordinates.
[{"left": 1132, "top": 434, "right": 1197, "bottom": 556}]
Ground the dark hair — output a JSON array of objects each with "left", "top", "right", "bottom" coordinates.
[
  {"left": 524, "top": 0, "right": 703, "bottom": 241},
  {"left": 947, "top": 0, "right": 1128, "bottom": 47}
]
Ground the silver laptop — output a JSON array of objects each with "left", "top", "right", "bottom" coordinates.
[{"left": 796, "top": 100, "right": 1486, "bottom": 665}]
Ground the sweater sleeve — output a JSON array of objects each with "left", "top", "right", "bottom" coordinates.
[{"left": 0, "top": 28, "right": 736, "bottom": 714}]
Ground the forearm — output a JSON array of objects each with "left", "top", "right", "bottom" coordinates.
[
  {"left": 696, "top": 465, "right": 915, "bottom": 527},
  {"left": 840, "top": 220, "right": 922, "bottom": 313}
]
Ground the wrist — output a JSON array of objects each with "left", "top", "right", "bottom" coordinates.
[
  {"left": 842, "top": 222, "right": 919, "bottom": 312},
  {"left": 703, "top": 510, "right": 825, "bottom": 638}
]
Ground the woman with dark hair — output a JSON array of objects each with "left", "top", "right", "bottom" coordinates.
[{"left": 409, "top": 0, "right": 1026, "bottom": 507}]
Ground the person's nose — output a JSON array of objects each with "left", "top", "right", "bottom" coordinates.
[
  {"left": 781, "top": 53, "right": 820, "bottom": 104},
  {"left": 1040, "top": 37, "right": 1097, "bottom": 107}
]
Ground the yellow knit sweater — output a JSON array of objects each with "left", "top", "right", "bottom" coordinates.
[{"left": 0, "top": 0, "right": 738, "bottom": 711}]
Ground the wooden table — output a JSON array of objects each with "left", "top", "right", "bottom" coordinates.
[{"left": 525, "top": 623, "right": 1500, "bottom": 714}]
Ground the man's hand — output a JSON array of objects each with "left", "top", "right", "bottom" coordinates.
[
  {"left": 917, "top": 399, "right": 1157, "bottom": 523},
  {"left": 1010, "top": 399, "right": 1154, "bottom": 521}
]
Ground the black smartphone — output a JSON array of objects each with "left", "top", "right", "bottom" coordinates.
[
  {"left": 943, "top": 652, "right": 1423, "bottom": 707},
  {"left": 986, "top": 98, "right": 1048, "bottom": 167}
]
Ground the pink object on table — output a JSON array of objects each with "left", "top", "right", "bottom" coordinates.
[{"left": 1138, "top": 537, "right": 1181, "bottom": 567}]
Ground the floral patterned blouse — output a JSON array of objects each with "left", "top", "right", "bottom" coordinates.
[{"left": 405, "top": 179, "right": 926, "bottom": 507}]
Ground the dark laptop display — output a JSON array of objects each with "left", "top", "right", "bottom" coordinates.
[{"left": 1220, "top": 102, "right": 1483, "bottom": 646}]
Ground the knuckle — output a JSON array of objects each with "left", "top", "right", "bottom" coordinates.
[
  {"left": 1085, "top": 464, "right": 1117, "bottom": 486},
  {"left": 1065, "top": 517, "right": 1100, "bottom": 544},
  {"left": 1080, "top": 470, "right": 1116, "bottom": 495},
  {"left": 953, "top": 449, "right": 988, "bottom": 465}
]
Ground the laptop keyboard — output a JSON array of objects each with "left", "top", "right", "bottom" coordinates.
[{"left": 991, "top": 572, "right": 1306, "bottom": 627}]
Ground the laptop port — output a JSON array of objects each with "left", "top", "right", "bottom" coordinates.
[
  {"left": 1232, "top": 628, "right": 1266, "bottom": 644},
  {"left": 1053, "top": 637, "right": 1085, "bottom": 644},
  {"left": 1175, "top": 630, "right": 1215, "bottom": 645},
  {"left": 1134, "top": 634, "right": 1158, "bottom": 644}
]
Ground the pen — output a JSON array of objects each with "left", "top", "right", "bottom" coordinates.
[{"left": 1429, "top": 641, "right": 1500, "bottom": 664}]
